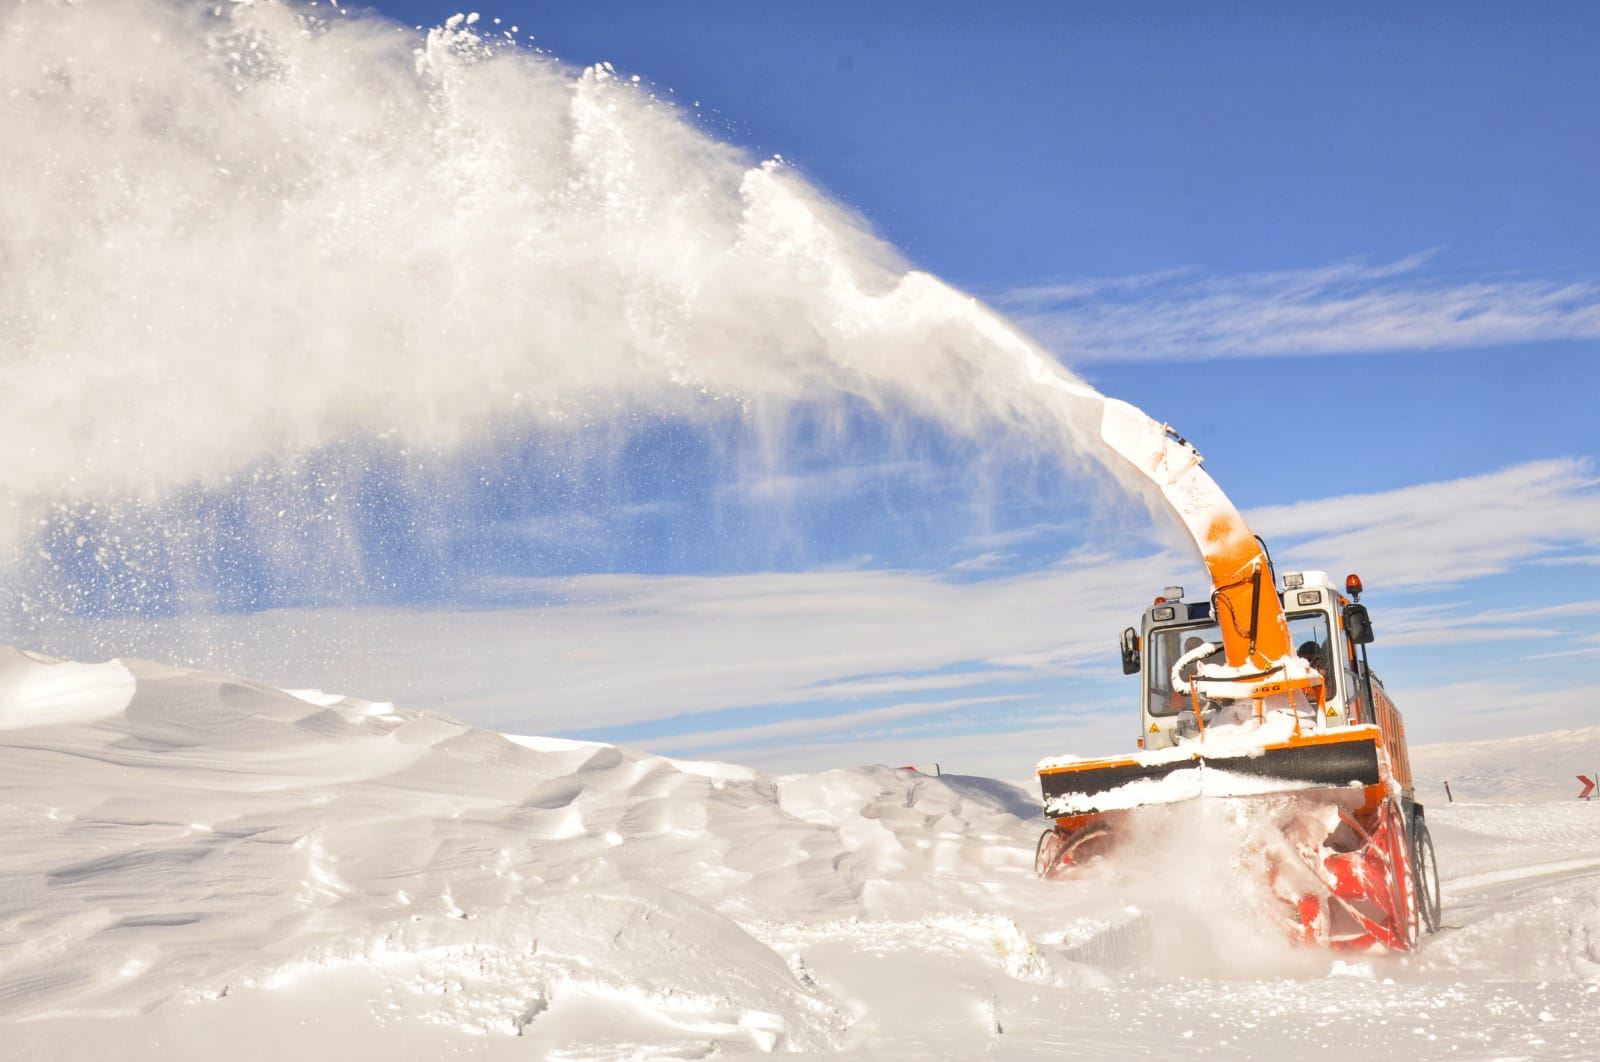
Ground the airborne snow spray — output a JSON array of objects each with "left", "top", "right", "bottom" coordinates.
[
  {"left": 1096, "top": 797, "right": 1336, "bottom": 980},
  {"left": 0, "top": 0, "right": 1119, "bottom": 633}
]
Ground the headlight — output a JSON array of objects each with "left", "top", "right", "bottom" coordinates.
[
  {"left": 1152, "top": 606, "right": 1176, "bottom": 621},
  {"left": 1297, "top": 590, "right": 1321, "bottom": 606}
]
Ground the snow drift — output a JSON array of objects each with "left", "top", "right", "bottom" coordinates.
[{"left": 3, "top": 647, "right": 1598, "bottom": 1059}]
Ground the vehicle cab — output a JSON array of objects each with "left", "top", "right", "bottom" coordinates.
[{"left": 1122, "top": 570, "right": 1376, "bottom": 752}]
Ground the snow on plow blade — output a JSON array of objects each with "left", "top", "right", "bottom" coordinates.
[{"left": 1037, "top": 727, "right": 1385, "bottom": 818}]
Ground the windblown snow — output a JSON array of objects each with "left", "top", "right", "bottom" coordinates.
[{"left": 2, "top": 648, "right": 1597, "bottom": 1059}]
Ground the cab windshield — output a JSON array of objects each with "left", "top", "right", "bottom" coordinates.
[
  {"left": 1145, "top": 611, "right": 1336, "bottom": 717},
  {"left": 1145, "top": 623, "right": 1224, "bottom": 717}
]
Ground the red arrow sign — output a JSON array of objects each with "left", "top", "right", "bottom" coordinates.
[{"left": 1580, "top": 775, "right": 1596, "bottom": 800}]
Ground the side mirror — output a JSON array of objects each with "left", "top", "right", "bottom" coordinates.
[
  {"left": 1344, "top": 603, "right": 1375, "bottom": 645},
  {"left": 1119, "top": 627, "right": 1141, "bottom": 675}
]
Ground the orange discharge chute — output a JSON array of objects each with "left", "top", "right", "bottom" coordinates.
[{"left": 1098, "top": 398, "right": 1293, "bottom": 672}]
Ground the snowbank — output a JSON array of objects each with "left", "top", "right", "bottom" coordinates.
[
  {"left": 1411, "top": 723, "right": 1600, "bottom": 803},
  {"left": 1, "top": 647, "right": 1597, "bottom": 1059}
]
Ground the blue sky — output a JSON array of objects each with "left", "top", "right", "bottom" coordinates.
[
  {"left": 357, "top": 0, "right": 1600, "bottom": 499},
  {"left": 404, "top": 0, "right": 1597, "bottom": 281},
  {"left": 10, "top": 0, "right": 1600, "bottom": 778}
]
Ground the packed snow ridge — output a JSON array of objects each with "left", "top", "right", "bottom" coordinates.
[{"left": 2, "top": 647, "right": 1598, "bottom": 1059}]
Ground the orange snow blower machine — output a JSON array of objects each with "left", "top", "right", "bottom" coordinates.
[{"left": 1034, "top": 400, "right": 1442, "bottom": 952}]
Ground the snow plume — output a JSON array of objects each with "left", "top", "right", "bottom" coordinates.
[{"left": 0, "top": 0, "right": 1105, "bottom": 609}]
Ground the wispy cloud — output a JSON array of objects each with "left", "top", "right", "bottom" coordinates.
[
  {"left": 1388, "top": 680, "right": 1594, "bottom": 731},
  {"left": 1247, "top": 458, "right": 1600, "bottom": 588},
  {"left": 1529, "top": 553, "right": 1600, "bottom": 568},
  {"left": 723, "top": 713, "right": 1136, "bottom": 780},
  {"left": 1388, "top": 598, "right": 1600, "bottom": 646},
  {"left": 1000, "top": 253, "right": 1600, "bottom": 361},
  {"left": 799, "top": 671, "right": 996, "bottom": 699},
  {"left": 949, "top": 551, "right": 1013, "bottom": 573},
  {"left": 1521, "top": 646, "right": 1600, "bottom": 661},
  {"left": 1331, "top": 598, "right": 1600, "bottom": 650},
  {"left": 36, "top": 550, "right": 1174, "bottom": 736},
  {"left": 34, "top": 458, "right": 1599, "bottom": 768},
  {"left": 959, "top": 521, "right": 1081, "bottom": 553},
  {"left": 644, "top": 694, "right": 1022, "bottom": 754},
  {"left": 715, "top": 460, "right": 931, "bottom": 504}
]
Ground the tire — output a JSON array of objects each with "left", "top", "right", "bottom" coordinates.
[
  {"left": 1411, "top": 814, "right": 1442, "bottom": 934},
  {"left": 1035, "top": 827, "right": 1068, "bottom": 879},
  {"left": 1387, "top": 800, "right": 1421, "bottom": 951},
  {"left": 1035, "top": 822, "right": 1112, "bottom": 879}
]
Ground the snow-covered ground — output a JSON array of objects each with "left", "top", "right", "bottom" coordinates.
[{"left": 1, "top": 646, "right": 1597, "bottom": 1059}]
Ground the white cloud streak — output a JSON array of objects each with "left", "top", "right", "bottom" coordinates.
[
  {"left": 1387, "top": 680, "right": 1596, "bottom": 737},
  {"left": 643, "top": 694, "right": 1022, "bottom": 754},
  {"left": 1246, "top": 458, "right": 1600, "bottom": 589},
  {"left": 1001, "top": 254, "right": 1600, "bottom": 361},
  {"left": 730, "top": 712, "right": 1138, "bottom": 781},
  {"left": 27, "top": 551, "right": 1173, "bottom": 736},
  {"left": 26, "top": 459, "right": 1599, "bottom": 769},
  {"left": 1331, "top": 598, "right": 1600, "bottom": 650},
  {"left": 716, "top": 461, "right": 931, "bottom": 504}
]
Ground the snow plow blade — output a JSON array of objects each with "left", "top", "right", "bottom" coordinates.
[
  {"left": 1037, "top": 726, "right": 1385, "bottom": 818},
  {"left": 1033, "top": 725, "right": 1426, "bottom": 952}
]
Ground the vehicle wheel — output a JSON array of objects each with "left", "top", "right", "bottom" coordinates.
[
  {"left": 1412, "top": 815, "right": 1442, "bottom": 933},
  {"left": 1036, "top": 822, "right": 1112, "bottom": 879},
  {"left": 1036, "top": 827, "right": 1069, "bottom": 879},
  {"left": 1387, "top": 800, "right": 1421, "bottom": 950}
]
